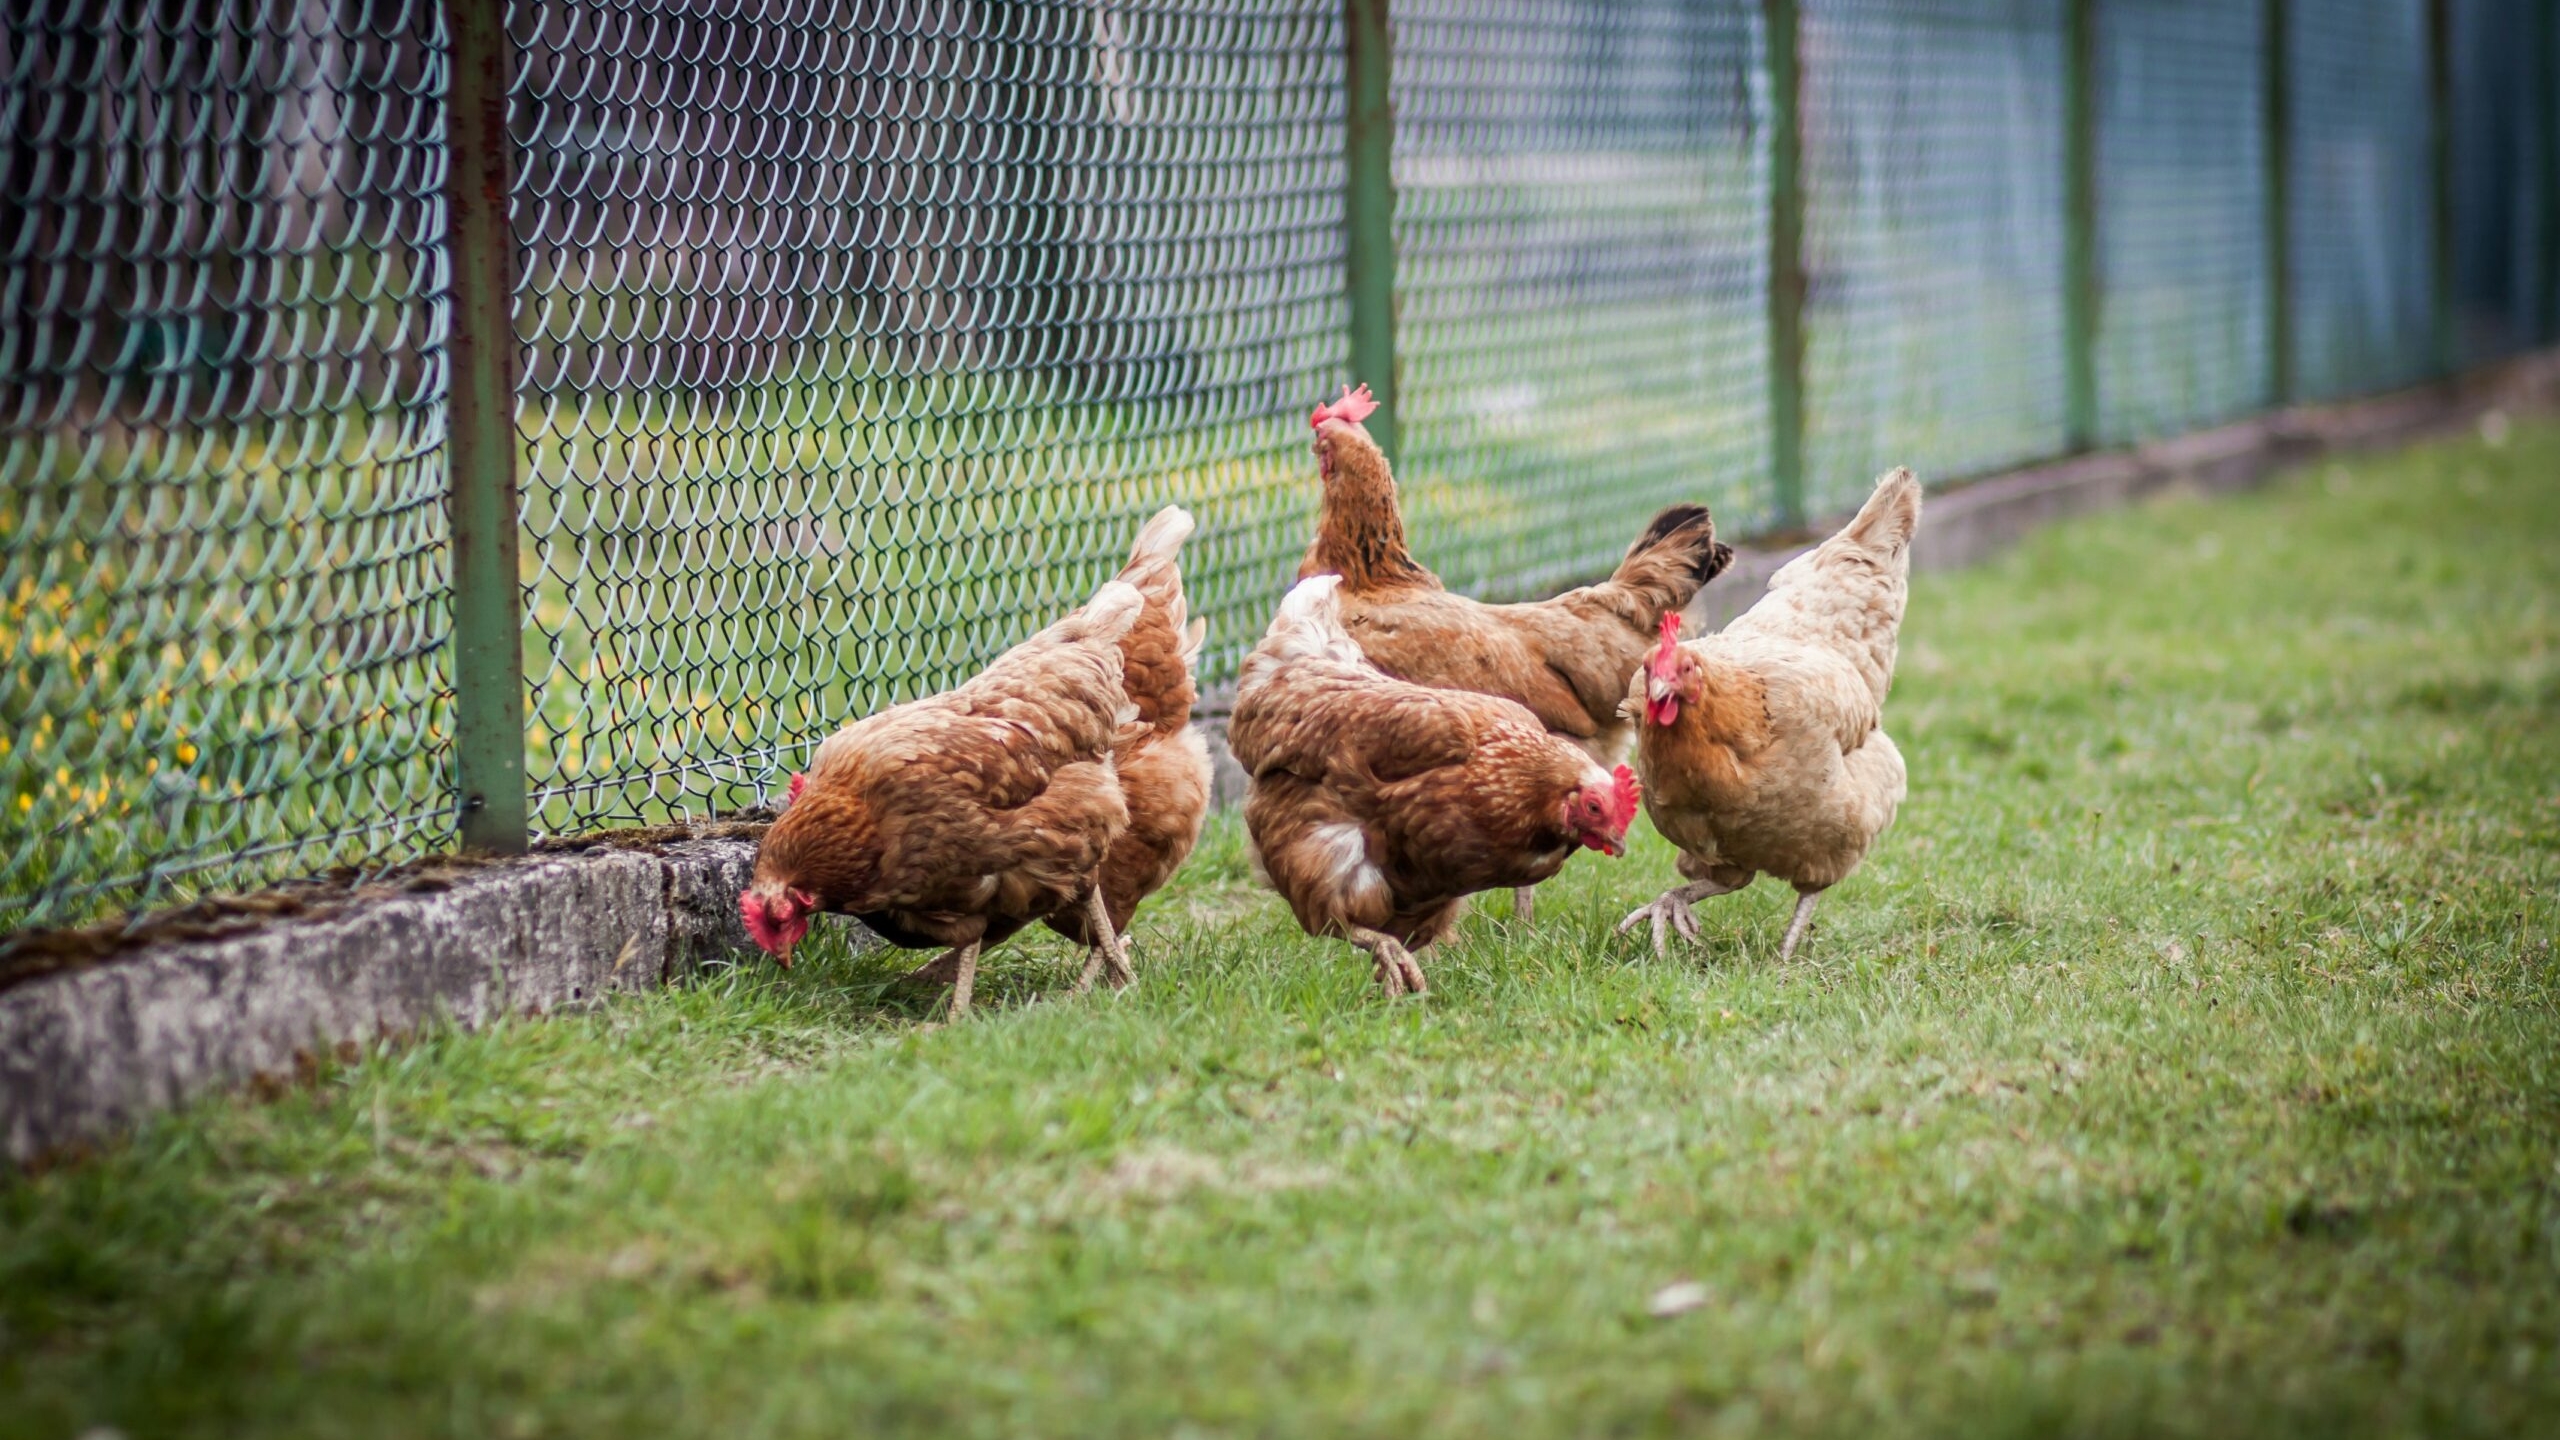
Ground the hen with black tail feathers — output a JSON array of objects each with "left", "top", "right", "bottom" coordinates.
[{"left": 1296, "top": 384, "right": 1735, "bottom": 925}]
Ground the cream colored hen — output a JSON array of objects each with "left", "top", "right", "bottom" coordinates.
[{"left": 1619, "top": 468, "right": 1920, "bottom": 961}]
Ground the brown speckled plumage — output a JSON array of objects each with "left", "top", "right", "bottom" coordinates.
[{"left": 1231, "top": 575, "right": 1633, "bottom": 995}]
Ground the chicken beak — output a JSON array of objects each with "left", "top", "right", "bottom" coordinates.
[{"left": 1643, "top": 679, "right": 1681, "bottom": 727}]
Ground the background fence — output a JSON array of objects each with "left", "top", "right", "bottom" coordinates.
[{"left": 4, "top": 0, "right": 2555, "bottom": 933}]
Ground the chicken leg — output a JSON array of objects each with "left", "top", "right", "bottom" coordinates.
[
  {"left": 945, "top": 941, "right": 983, "bottom": 1019},
  {"left": 1346, "top": 925, "right": 1429, "bottom": 998},
  {"left": 1071, "top": 888, "right": 1136, "bottom": 994},
  {"left": 1778, "top": 889, "right": 1822, "bottom": 962},
  {"left": 1617, "top": 877, "right": 1743, "bottom": 961},
  {"left": 1511, "top": 886, "right": 1537, "bottom": 930},
  {"left": 898, "top": 947, "right": 968, "bottom": 988}
]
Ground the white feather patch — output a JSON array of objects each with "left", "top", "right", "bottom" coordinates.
[{"left": 1307, "top": 821, "right": 1388, "bottom": 911}]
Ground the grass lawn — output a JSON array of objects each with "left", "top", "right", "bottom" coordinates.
[{"left": 4, "top": 418, "right": 2556, "bottom": 1439}]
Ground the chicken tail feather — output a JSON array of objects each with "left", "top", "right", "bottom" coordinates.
[
  {"left": 1075, "top": 580, "right": 1148, "bottom": 645},
  {"left": 1841, "top": 467, "right": 1922, "bottom": 559},
  {"left": 1603, "top": 503, "right": 1735, "bottom": 620},
  {"left": 1263, "top": 574, "right": 1368, "bottom": 666},
  {"left": 1129, "top": 504, "right": 1197, "bottom": 564}
]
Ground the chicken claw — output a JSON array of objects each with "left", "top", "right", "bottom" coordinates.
[
  {"left": 1071, "top": 888, "right": 1137, "bottom": 995},
  {"left": 1617, "top": 878, "right": 1740, "bottom": 961},
  {"left": 1616, "top": 893, "right": 1698, "bottom": 960},
  {"left": 1346, "top": 926, "right": 1429, "bottom": 998}
]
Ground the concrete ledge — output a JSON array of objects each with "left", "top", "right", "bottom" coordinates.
[
  {"left": 2, "top": 836, "right": 759, "bottom": 1164},
  {"left": 8, "top": 350, "right": 2555, "bottom": 1166}
]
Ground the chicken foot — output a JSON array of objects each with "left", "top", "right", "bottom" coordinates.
[
  {"left": 1511, "top": 886, "right": 1537, "bottom": 930},
  {"left": 1778, "top": 889, "right": 1823, "bottom": 962},
  {"left": 1617, "top": 878, "right": 1743, "bottom": 961},
  {"left": 891, "top": 941, "right": 989, "bottom": 1018},
  {"left": 1071, "top": 888, "right": 1137, "bottom": 995},
  {"left": 1345, "top": 925, "right": 1429, "bottom": 998}
]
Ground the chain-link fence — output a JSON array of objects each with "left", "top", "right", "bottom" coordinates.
[
  {"left": 2285, "top": 0, "right": 2440, "bottom": 403},
  {"left": 1800, "top": 0, "right": 2070, "bottom": 517},
  {"left": 2092, "top": 0, "right": 2272, "bottom": 443},
  {"left": 3, "top": 1, "right": 456, "bottom": 926},
  {"left": 1390, "top": 0, "right": 1771, "bottom": 593},
  {"left": 508, "top": 0, "right": 1348, "bottom": 839},
  {"left": 2449, "top": 0, "right": 2555, "bottom": 363},
  {"left": 5, "top": 0, "right": 2554, "bottom": 932}
]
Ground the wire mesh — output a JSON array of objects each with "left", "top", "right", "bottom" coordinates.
[
  {"left": 2285, "top": 0, "right": 2437, "bottom": 401},
  {"left": 1387, "top": 0, "right": 1770, "bottom": 596},
  {"left": 2448, "top": 0, "right": 2554, "bottom": 363},
  {"left": 2092, "top": 0, "right": 2271, "bottom": 444},
  {"left": 1, "top": 0, "right": 453, "bottom": 930},
  {"left": 509, "top": 0, "right": 1345, "bottom": 837},
  {"left": 2, "top": 1, "right": 2548, "bottom": 938},
  {"left": 1798, "top": 0, "right": 2069, "bottom": 516}
]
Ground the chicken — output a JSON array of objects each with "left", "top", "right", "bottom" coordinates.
[
  {"left": 1031, "top": 506, "right": 1213, "bottom": 969},
  {"left": 1618, "top": 468, "right": 1921, "bottom": 962},
  {"left": 1300, "top": 383, "right": 1734, "bottom": 925},
  {"left": 1228, "top": 573, "right": 1642, "bottom": 997},
  {"left": 739, "top": 563, "right": 1152, "bottom": 1019}
]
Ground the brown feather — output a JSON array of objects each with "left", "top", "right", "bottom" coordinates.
[
  {"left": 1300, "top": 416, "right": 1733, "bottom": 764},
  {"left": 1232, "top": 578, "right": 1619, "bottom": 950}
]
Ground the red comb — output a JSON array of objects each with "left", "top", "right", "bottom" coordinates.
[
  {"left": 785, "top": 772, "right": 806, "bottom": 807},
  {"left": 1650, "top": 612, "right": 1684, "bottom": 677},
  {"left": 1608, "top": 764, "right": 1643, "bottom": 831},
  {"left": 1310, "top": 383, "right": 1380, "bottom": 430}
]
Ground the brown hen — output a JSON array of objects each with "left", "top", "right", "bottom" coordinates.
[
  {"left": 1034, "top": 506, "right": 1212, "bottom": 975},
  {"left": 1620, "top": 469, "right": 1921, "bottom": 962},
  {"left": 1229, "top": 574, "right": 1640, "bottom": 997},
  {"left": 739, "top": 570, "right": 1149, "bottom": 1018},
  {"left": 1299, "top": 384, "right": 1733, "bottom": 924}
]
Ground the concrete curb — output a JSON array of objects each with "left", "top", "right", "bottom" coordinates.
[
  {"left": 7, "top": 350, "right": 2554, "bottom": 1166},
  {"left": 2, "top": 838, "right": 758, "bottom": 1163}
]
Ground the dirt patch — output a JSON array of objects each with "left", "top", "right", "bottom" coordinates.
[{"left": 1088, "top": 1146, "right": 1334, "bottom": 1204}]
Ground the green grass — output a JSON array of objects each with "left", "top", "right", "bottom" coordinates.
[{"left": 5, "top": 419, "right": 2558, "bottom": 1438}]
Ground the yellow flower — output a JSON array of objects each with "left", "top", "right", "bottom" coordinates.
[
  {"left": 14, "top": 794, "right": 29, "bottom": 813},
  {"left": 177, "top": 742, "right": 199, "bottom": 765}
]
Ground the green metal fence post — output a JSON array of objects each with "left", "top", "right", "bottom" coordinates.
[
  {"left": 2063, "top": 0, "right": 2099, "bottom": 449},
  {"left": 1345, "top": 0, "right": 1400, "bottom": 465},
  {"left": 444, "top": 0, "right": 529, "bottom": 855},
  {"left": 2427, "top": 0, "right": 2458, "bottom": 375},
  {"left": 1765, "top": 0, "right": 1806, "bottom": 529},
  {"left": 2264, "top": 0, "right": 2292, "bottom": 406}
]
